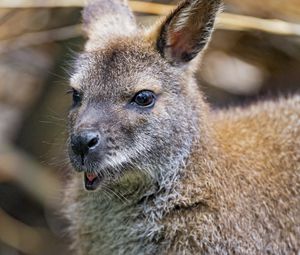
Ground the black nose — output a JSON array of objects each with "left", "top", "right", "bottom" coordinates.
[{"left": 71, "top": 130, "right": 100, "bottom": 156}]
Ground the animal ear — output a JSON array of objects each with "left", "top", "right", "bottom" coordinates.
[
  {"left": 153, "top": 0, "right": 222, "bottom": 64},
  {"left": 82, "top": 0, "right": 137, "bottom": 51}
]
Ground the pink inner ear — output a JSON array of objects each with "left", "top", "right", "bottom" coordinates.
[{"left": 169, "top": 30, "right": 193, "bottom": 60}]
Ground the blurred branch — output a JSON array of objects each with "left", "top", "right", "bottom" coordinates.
[
  {"left": 0, "top": 208, "right": 56, "bottom": 255},
  {"left": 219, "top": 13, "right": 300, "bottom": 37},
  {"left": 0, "top": 144, "right": 61, "bottom": 208},
  {"left": 0, "top": 0, "right": 85, "bottom": 8},
  {"left": 224, "top": 0, "right": 300, "bottom": 22},
  {"left": 0, "top": 9, "right": 19, "bottom": 25},
  {"left": 0, "top": 24, "right": 82, "bottom": 54},
  {"left": 130, "top": 1, "right": 172, "bottom": 15}
]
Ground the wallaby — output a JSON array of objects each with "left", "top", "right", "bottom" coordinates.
[{"left": 64, "top": 0, "right": 300, "bottom": 254}]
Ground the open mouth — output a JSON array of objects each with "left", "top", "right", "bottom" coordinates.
[{"left": 84, "top": 172, "right": 103, "bottom": 191}]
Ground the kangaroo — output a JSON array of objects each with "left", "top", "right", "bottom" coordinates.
[{"left": 64, "top": 0, "right": 300, "bottom": 254}]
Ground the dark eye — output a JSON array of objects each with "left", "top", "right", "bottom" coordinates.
[
  {"left": 132, "top": 90, "right": 156, "bottom": 107},
  {"left": 72, "top": 89, "right": 82, "bottom": 106}
]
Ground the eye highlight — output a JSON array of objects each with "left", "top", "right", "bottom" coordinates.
[
  {"left": 68, "top": 88, "right": 82, "bottom": 107},
  {"left": 131, "top": 90, "right": 156, "bottom": 108}
]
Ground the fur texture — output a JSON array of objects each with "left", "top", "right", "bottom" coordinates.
[{"left": 64, "top": 0, "right": 300, "bottom": 254}]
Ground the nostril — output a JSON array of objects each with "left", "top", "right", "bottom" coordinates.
[
  {"left": 71, "top": 131, "right": 100, "bottom": 156},
  {"left": 88, "top": 136, "right": 99, "bottom": 148}
]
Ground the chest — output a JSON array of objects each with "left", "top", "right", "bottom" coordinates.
[{"left": 72, "top": 194, "right": 164, "bottom": 255}]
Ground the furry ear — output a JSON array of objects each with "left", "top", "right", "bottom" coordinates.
[
  {"left": 154, "top": 0, "right": 222, "bottom": 64},
  {"left": 82, "top": 0, "right": 137, "bottom": 51}
]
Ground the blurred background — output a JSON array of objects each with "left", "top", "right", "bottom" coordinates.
[{"left": 0, "top": 0, "right": 299, "bottom": 254}]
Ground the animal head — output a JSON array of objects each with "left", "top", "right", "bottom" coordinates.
[{"left": 68, "top": 0, "right": 222, "bottom": 191}]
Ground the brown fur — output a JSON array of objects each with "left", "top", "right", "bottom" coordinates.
[
  {"left": 64, "top": 0, "right": 300, "bottom": 254},
  {"left": 163, "top": 97, "right": 300, "bottom": 254}
]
